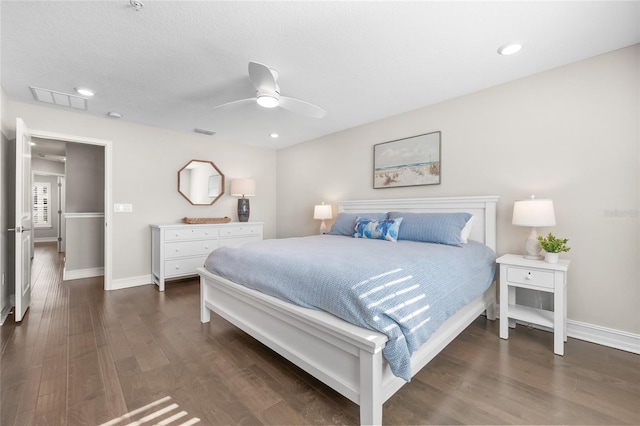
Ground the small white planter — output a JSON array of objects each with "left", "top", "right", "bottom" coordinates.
[{"left": 544, "top": 252, "right": 560, "bottom": 263}]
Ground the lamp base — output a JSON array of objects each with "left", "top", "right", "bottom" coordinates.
[
  {"left": 523, "top": 227, "right": 543, "bottom": 259},
  {"left": 237, "top": 198, "right": 250, "bottom": 222},
  {"left": 319, "top": 220, "right": 328, "bottom": 235}
]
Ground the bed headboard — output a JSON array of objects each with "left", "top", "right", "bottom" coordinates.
[{"left": 337, "top": 195, "right": 499, "bottom": 251}]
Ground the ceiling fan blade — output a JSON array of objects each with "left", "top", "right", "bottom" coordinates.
[
  {"left": 212, "top": 98, "right": 255, "bottom": 110},
  {"left": 248, "top": 62, "right": 278, "bottom": 92},
  {"left": 279, "top": 96, "right": 327, "bottom": 118}
]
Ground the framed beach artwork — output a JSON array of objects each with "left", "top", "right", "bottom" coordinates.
[{"left": 373, "top": 131, "right": 441, "bottom": 189}]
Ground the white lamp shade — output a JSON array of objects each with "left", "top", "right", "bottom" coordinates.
[
  {"left": 313, "top": 204, "right": 333, "bottom": 220},
  {"left": 512, "top": 198, "right": 556, "bottom": 227},
  {"left": 230, "top": 178, "right": 256, "bottom": 197}
]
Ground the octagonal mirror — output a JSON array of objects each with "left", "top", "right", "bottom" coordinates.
[{"left": 178, "top": 160, "right": 225, "bottom": 205}]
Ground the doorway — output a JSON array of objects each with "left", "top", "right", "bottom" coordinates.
[{"left": 27, "top": 128, "right": 112, "bottom": 291}]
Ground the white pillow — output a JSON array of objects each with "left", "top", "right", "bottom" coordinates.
[{"left": 460, "top": 215, "right": 476, "bottom": 244}]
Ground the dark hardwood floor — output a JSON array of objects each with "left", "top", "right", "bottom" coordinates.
[{"left": 1, "top": 242, "right": 638, "bottom": 425}]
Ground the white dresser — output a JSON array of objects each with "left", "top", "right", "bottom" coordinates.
[{"left": 151, "top": 222, "right": 263, "bottom": 291}]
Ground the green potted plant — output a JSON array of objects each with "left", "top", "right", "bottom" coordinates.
[{"left": 537, "top": 232, "right": 570, "bottom": 263}]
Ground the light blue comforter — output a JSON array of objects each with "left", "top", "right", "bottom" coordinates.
[{"left": 204, "top": 235, "right": 495, "bottom": 381}]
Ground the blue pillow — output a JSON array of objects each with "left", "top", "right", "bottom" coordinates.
[
  {"left": 329, "top": 212, "right": 388, "bottom": 236},
  {"left": 354, "top": 217, "right": 403, "bottom": 242},
  {"left": 387, "top": 212, "right": 472, "bottom": 246}
]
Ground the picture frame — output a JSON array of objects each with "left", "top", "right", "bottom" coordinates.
[{"left": 373, "top": 131, "right": 441, "bottom": 189}]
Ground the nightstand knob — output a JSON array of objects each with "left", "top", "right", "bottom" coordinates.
[{"left": 526, "top": 272, "right": 532, "bottom": 280}]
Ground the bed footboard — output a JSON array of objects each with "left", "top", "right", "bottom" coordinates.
[{"left": 199, "top": 267, "right": 496, "bottom": 425}]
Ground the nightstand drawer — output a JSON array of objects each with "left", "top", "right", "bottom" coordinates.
[{"left": 506, "top": 266, "right": 554, "bottom": 289}]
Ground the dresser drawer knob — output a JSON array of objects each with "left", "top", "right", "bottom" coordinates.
[
  {"left": 175, "top": 265, "right": 180, "bottom": 270},
  {"left": 526, "top": 272, "right": 532, "bottom": 280}
]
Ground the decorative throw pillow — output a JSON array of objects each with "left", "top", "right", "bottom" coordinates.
[
  {"left": 328, "top": 212, "right": 388, "bottom": 236},
  {"left": 353, "top": 217, "right": 403, "bottom": 242},
  {"left": 387, "top": 212, "right": 472, "bottom": 246}
]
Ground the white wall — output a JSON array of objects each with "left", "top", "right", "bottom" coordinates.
[
  {"left": 65, "top": 143, "right": 104, "bottom": 213},
  {"left": 1, "top": 100, "right": 278, "bottom": 285},
  {"left": 276, "top": 45, "right": 640, "bottom": 336}
]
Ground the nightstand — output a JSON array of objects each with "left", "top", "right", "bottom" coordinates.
[{"left": 496, "top": 254, "right": 570, "bottom": 355}]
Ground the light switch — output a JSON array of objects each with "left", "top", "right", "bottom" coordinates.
[{"left": 114, "top": 203, "right": 133, "bottom": 213}]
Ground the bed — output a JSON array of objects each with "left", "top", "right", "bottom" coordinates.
[{"left": 198, "top": 195, "right": 499, "bottom": 425}]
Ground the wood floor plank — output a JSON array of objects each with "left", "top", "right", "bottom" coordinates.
[
  {"left": 95, "top": 343, "right": 129, "bottom": 421},
  {"left": 1, "top": 242, "right": 638, "bottom": 425}
]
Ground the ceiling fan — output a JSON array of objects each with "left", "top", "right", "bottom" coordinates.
[{"left": 214, "top": 62, "right": 327, "bottom": 119}]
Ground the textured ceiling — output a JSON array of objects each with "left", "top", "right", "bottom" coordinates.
[{"left": 1, "top": 1, "right": 638, "bottom": 150}]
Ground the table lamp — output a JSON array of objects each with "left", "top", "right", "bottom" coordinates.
[
  {"left": 512, "top": 195, "right": 556, "bottom": 259},
  {"left": 313, "top": 203, "right": 333, "bottom": 234},
  {"left": 230, "top": 178, "right": 256, "bottom": 222}
]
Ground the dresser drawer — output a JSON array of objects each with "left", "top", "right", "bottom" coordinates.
[
  {"left": 164, "top": 240, "right": 217, "bottom": 259},
  {"left": 164, "top": 227, "right": 219, "bottom": 241},
  {"left": 506, "top": 266, "right": 554, "bottom": 289},
  {"left": 219, "top": 225, "right": 262, "bottom": 238},
  {"left": 164, "top": 256, "right": 208, "bottom": 278}
]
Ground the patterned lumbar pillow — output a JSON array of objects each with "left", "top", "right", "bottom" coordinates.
[
  {"left": 329, "top": 212, "right": 388, "bottom": 236},
  {"left": 353, "top": 217, "right": 403, "bottom": 242}
]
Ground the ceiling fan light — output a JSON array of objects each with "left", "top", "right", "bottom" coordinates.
[{"left": 256, "top": 94, "right": 279, "bottom": 108}]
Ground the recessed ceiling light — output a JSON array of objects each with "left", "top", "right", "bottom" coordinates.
[
  {"left": 270, "top": 133, "right": 279, "bottom": 138},
  {"left": 498, "top": 42, "right": 523, "bottom": 56},
  {"left": 75, "top": 87, "right": 95, "bottom": 97},
  {"left": 29, "top": 142, "right": 37, "bottom": 146}
]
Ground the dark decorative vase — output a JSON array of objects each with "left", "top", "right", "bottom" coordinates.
[{"left": 237, "top": 198, "right": 250, "bottom": 222}]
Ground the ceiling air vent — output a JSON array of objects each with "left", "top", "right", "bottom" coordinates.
[
  {"left": 30, "top": 86, "right": 88, "bottom": 110},
  {"left": 193, "top": 128, "right": 216, "bottom": 136}
]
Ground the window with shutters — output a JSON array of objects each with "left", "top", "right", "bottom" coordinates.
[{"left": 33, "top": 182, "right": 51, "bottom": 227}]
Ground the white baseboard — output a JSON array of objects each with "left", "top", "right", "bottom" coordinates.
[
  {"left": 109, "top": 274, "right": 153, "bottom": 291},
  {"left": 567, "top": 319, "right": 640, "bottom": 354},
  {"left": 63, "top": 267, "right": 104, "bottom": 281},
  {"left": 496, "top": 304, "right": 640, "bottom": 355}
]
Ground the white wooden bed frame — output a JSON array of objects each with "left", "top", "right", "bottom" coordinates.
[{"left": 198, "top": 195, "right": 499, "bottom": 425}]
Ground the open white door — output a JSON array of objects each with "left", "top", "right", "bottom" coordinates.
[{"left": 14, "top": 118, "right": 32, "bottom": 322}]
